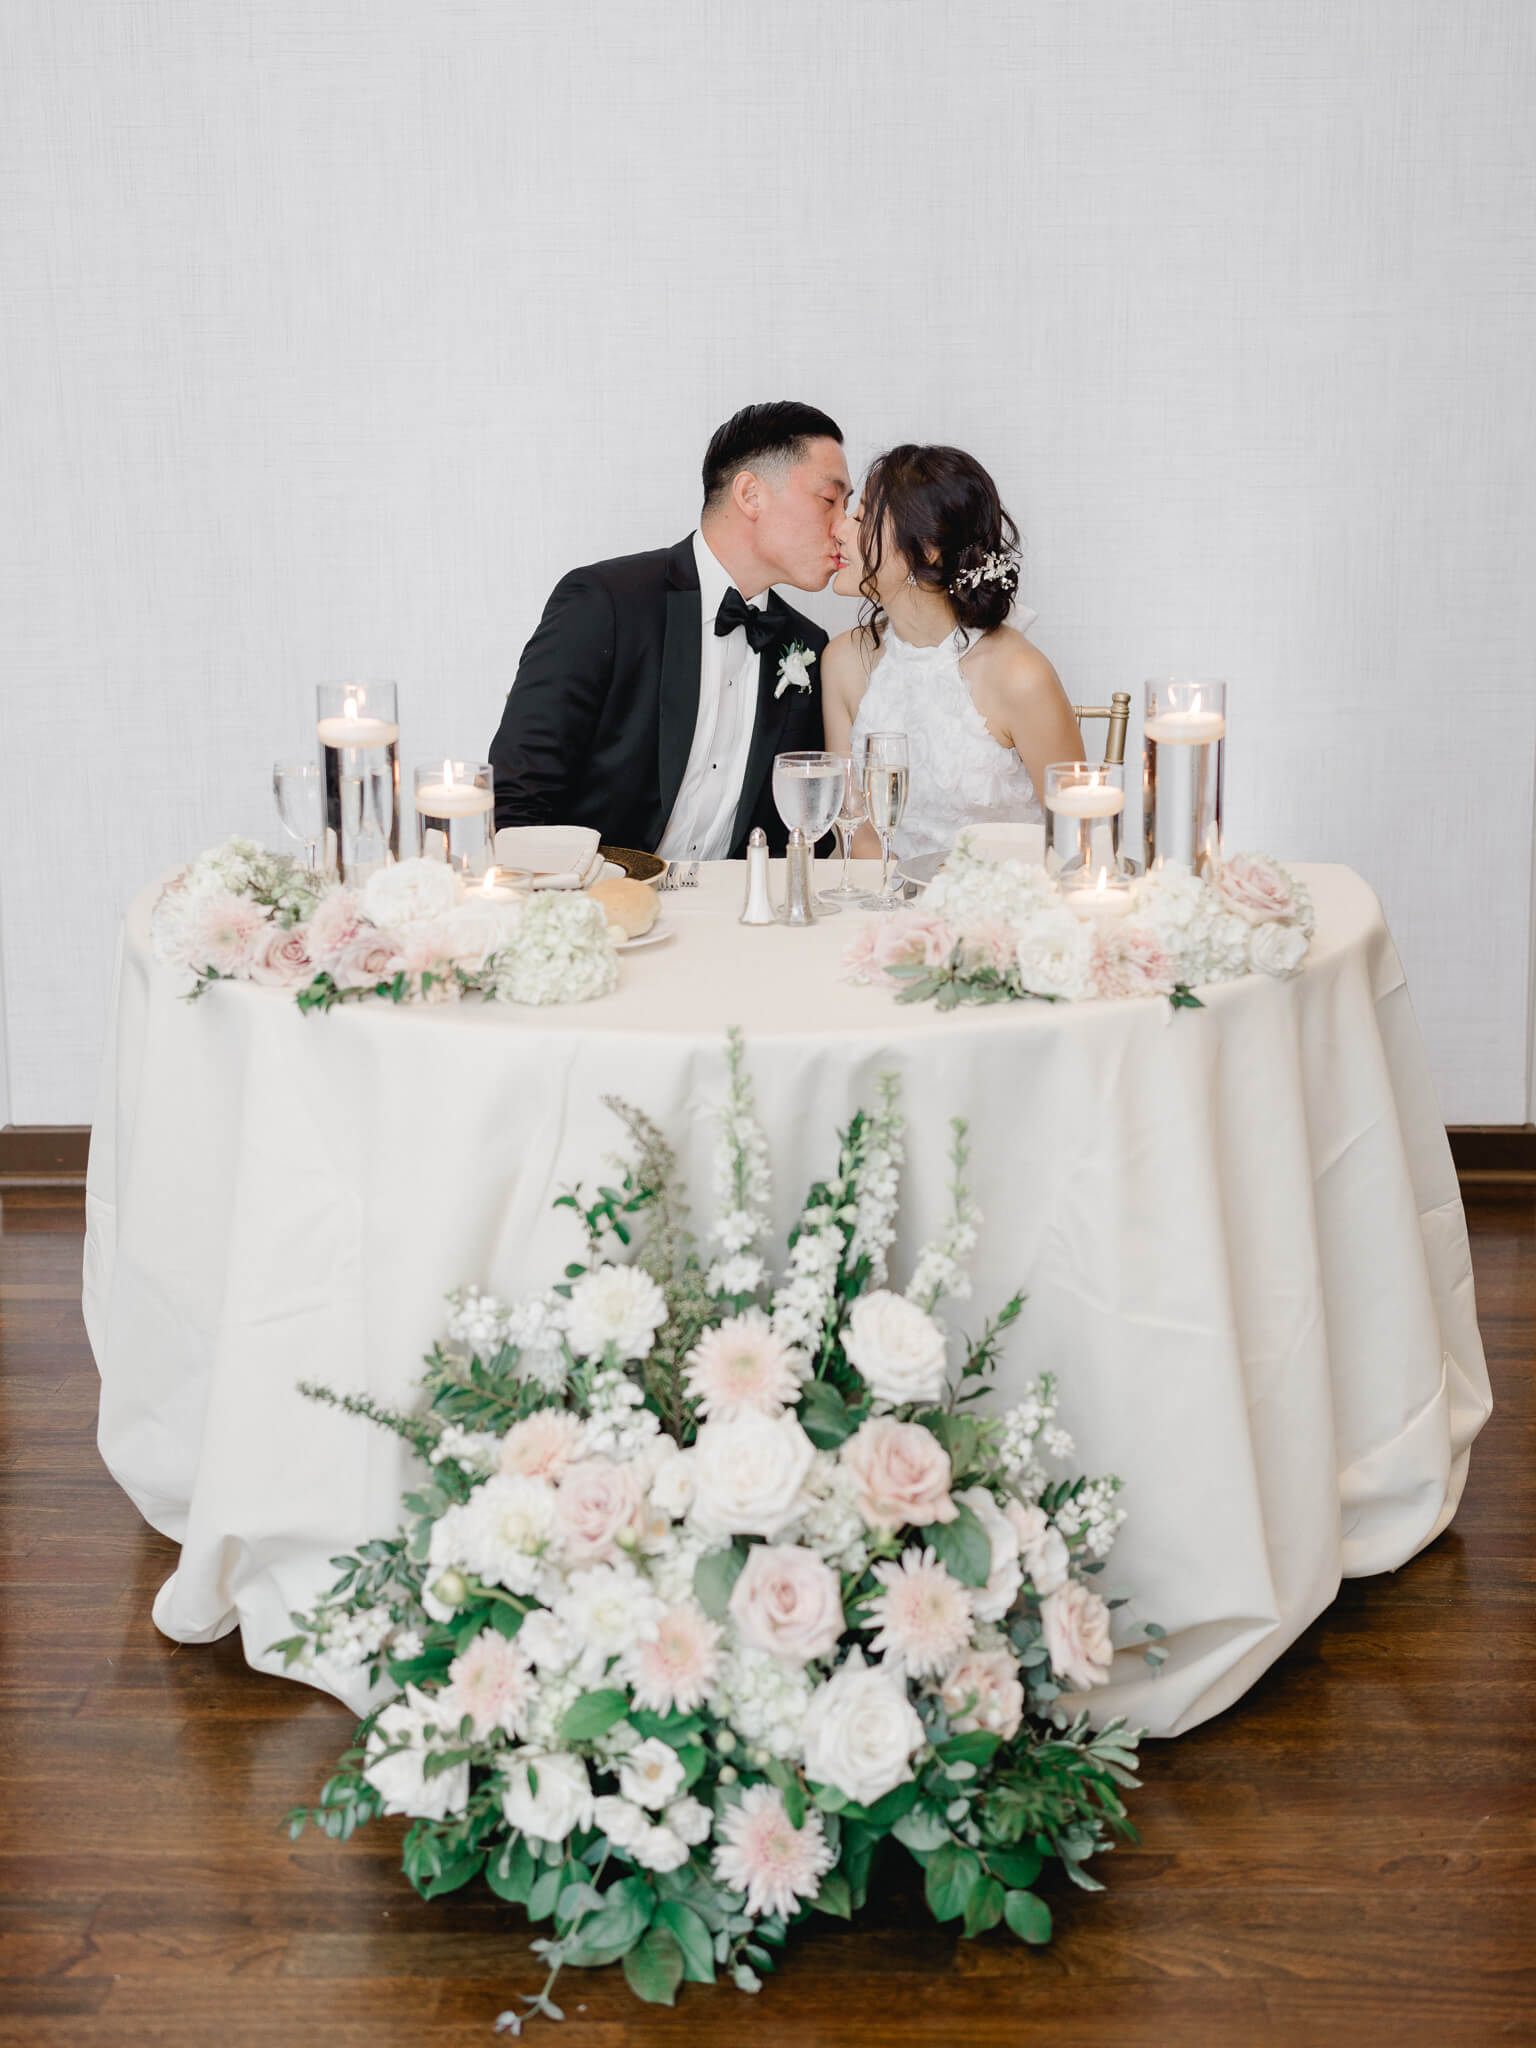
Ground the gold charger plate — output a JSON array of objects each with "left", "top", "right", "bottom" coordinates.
[{"left": 598, "top": 844, "right": 667, "bottom": 884}]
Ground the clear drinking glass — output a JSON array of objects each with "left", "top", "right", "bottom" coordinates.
[
  {"left": 772, "top": 750, "right": 847, "bottom": 914},
  {"left": 819, "top": 745, "right": 875, "bottom": 908},
  {"left": 861, "top": 730, "right": 910, "bottom": 910},
  {"left": 272, "top": 760, "right": 322, "bottom": 872}
]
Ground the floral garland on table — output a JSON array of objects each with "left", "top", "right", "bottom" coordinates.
[
  {"left": 150, "top": 838, "right": 617, "bottom": 1010},
  {"left": 276, "top": 1032, "right": 1157, "bottom": 2028},
  {"left": 844, "top": 837, "right": 1316, "bottom": 1012}
]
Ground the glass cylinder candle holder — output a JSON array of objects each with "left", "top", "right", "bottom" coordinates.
[
  {"left": 1142, "top": 678, "right": 1226, "bottom": 875},
  {"left": 473, "top": 865, "right": 533, "bottom": 904},
  {"left": 414, "top": 760, "right": 495, "bottom": 874},
  {"left": 1060, "top": 867, "right": 1135, "bottom": 921},
  {"left": 1044, "top": 760, "right": 1126, "bottom": 880},
  {"left": 316, "top": 681, "right": 400, "bottom": 883}
]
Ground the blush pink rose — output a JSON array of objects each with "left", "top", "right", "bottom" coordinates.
[
  {"left": 938, "top": 1647, "right": 1026, "bottom": 1739},
  {"left": 839, "top": 1416, "right": 958, "bottom": 1534},
  {"left": 247, "top": 922, "right": 316, "bottom": 987},
  {"left": 1040, "top": 1579, "right": 1115, "bottom": 1691},
  {"left": 1217, "top": 853, "right": 1299, "bottom": 926},
  {"left": 554, "top": 1456, "right": 644, "bottom": 1565},
  {"left": 1091, "top": 925, "right": 1176, "bottom": 1001},
  {"left": 331, "top": 928, "right": 402, "bottom": 989},
  {"left": 872, "top": 913, "right": 956, "bottom": 975},
  {"left": 728, "top": 1542, "right": 845, "bottom": 1665},
  {"left": 956, "top": 920, "right": 1016, "bottom": 974},
  {"left": 841, "top": 926, "right": 881, "bottom": 984}
]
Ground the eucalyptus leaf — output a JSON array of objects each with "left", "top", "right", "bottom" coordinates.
[
  {"left": 924, "top": 1842, "right": 980, "bottom": 1923},
  {"left": 653, "top": 1901, "right": 715, "bottom": 1983},
  {"left": 1003, "top": 1888, "right": 1053, "bottom": 1943},
  {"left": 622, "top": 1927, "right": 684, "bottom": 2006},
  {"left": 693, "top": 1542, "right": 749, "bottom": 1619},
  {"left": 921, "top": 1500, "right": 992, "bottom": 1588}
]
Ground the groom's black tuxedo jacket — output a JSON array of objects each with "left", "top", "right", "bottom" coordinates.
[{"left": 489, "top": 535, "right": 828, "bottom": 857}]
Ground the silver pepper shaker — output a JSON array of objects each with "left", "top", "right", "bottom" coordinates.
[
  {"left": 739, "top": 826, "right": 777, "bottom": 925},
  {"left": 780, "top": 828, "right": 817, "bottom": 925}
]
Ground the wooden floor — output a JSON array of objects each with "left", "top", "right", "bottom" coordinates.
[{"left": 1, "top": 1186, "right": 1531, "bottom": 2047}]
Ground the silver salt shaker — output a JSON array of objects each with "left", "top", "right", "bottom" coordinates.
[
  {"left": 780, "top": 828, "right": 817, "bottom": 926},
  {"left": 739, "top": 827, "right": 777, "bottom": 925}
]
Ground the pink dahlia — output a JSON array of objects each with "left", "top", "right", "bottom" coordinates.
[
  {"left": 711, "top": 1783, "right": 835, "bottom": 1919},
  {"left": 863, "top": 1546, "right": 974, "bottom": 1677},
  {"left": 187, "top": 892, "right": 268, "bottom": 975},
  {"left": 684, "top": 1309, "right": 804, "bottom": 1420},
  {"left": 1091, "top": 925, "right": 1176, "bottom": 1001},
  {"left": 498, "top": 1409, "right": 585, "bottom": 1485},
  {"left": 622, "top": 1598, "right": 722, "bottom": 1715},
  {"left": 305, "top": 888, "right": 364, "bottom": 966},
  {"left": 440, "top": 1628, "right": 535, "bottom": 1739}
]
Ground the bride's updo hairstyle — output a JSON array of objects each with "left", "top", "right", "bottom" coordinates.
[{"left": 858, "top": 444, "right": 1022, "bottom": 634}]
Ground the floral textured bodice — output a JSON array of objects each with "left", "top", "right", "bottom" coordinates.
[{"left": 849, "top": 621, "right": 1044, "bottom": 859}]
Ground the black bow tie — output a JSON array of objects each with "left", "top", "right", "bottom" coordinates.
[{"left": 714, "top": 586, "right": 785, "bottom": 653}]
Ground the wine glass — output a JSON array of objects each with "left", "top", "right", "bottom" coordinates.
[
  {"left": 818, "top": 745, "right": 875, "bottom": 909},
  {"left": 772, "top": 750, "right": 846, "bottom": 913},
  {"left": 861, "top": 731, "right": 910, "bottom": 909},
  {"left": 272, "top": 760, "right": 322, "bottom": 872}
]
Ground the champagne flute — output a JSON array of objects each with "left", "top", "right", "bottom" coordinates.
[
  {"left": 862, "top": 731, "right": 910, "bottom": 910},
  {"left": 272, "top": 760, "right": 322, "bottom": 872},
  {"left": 772, "top": 750, "right": 846, "bottom": 915},
  {"left": 818, "top": 745, "right": 875, "bottom": 908}
]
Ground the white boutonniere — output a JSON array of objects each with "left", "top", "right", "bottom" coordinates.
[{"left": 775, "top": 642, "right": 817, "bottom": 698}]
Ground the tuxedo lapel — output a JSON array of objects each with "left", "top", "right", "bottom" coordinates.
[
  {"left": 655, "top": 537, "right": 702, "bottom": 827},
  {"left": 729, "top": 614, "right": 800, "bottom": 853}
]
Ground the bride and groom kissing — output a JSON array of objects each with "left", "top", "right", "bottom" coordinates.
[{"left": 488, "top": 401, "right": 1082, "bottom": 864}]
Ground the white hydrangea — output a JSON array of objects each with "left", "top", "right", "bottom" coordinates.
[
  {"left": 1131, "top": 864, "right": 1251, "bottom": 985},
  {"left": 491, "top": 891, "right": 617, "bottom": 1006},
  {"left": 563, "top": 1264, "right": 668, "bottom": 1362},
  {"left": 708, "top": 1643, "right": 815, "bottom": 1760},
  {"left": 925, "top": 840, "right": 1056, "bottom": 927},
  {"left": 794, "top": 1452, "right": 871, "bottom": 1575}
]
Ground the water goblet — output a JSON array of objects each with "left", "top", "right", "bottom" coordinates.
[
  {"left": 861, "top": 731, "right": 910, "bottom": 910},
  {"left": 272, "top": 760, "right": 322, "bottom": 872},
  {"left": 772, "top": 750, "right": 847, "bottom": 917},
  {"left": 818, "top": 746, "right": 876, "bottom": 908}
]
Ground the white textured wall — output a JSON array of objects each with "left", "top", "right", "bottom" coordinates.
[{"left": 2, "top": 0, "right": 1533, "bottom": 1123}]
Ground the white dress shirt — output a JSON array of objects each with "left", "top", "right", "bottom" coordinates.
[{"left": 655, "top": 530, "right": 766, "bottom": 861}]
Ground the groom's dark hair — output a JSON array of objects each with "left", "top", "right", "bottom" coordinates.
[{"left": 702, "top": 401, "right": 843, "bottom": 508}]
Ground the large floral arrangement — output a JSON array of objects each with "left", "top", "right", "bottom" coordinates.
[
  {"left": 150, "top": 838, "right": 617, "bottom": 1010},
  {"left": 845, "top": 839, "right": 1315, "bottom": 1011},
  {"left": 277, "top": 1034, "right": 1153, "bottom": 2028}
]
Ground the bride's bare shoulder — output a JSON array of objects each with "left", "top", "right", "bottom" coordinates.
[
  {"left": 968, "top": 624, "right": 1062, "bottom": 697},
  {"left": 822, "top": 624, "right": 882, "bottom": 694}
]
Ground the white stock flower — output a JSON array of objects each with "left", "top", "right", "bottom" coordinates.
[
  {"left": 842, "top": 1291, "right": 950, "bottom": 1407},
  {"left": 362, "top": 1685, "right": 470, "bottom": 1822},
  {"left": 361, "top": 856, "right": 463, "bottom": 928},
  {"left": 801, "top": 1651, "right": 926, "bottom": 1807},
  {"left": 500, "top": 1749, "right": 594, "bottom": 1843},
  {"left": 618, "top": 1737, "right": 686, "bottom": 1811},
  {"left": 689, "top": 1412, "right": 817, "bottom": 1541},
  {"left": 563, "top": 1265, "right": 668, "bottom": 1362}
]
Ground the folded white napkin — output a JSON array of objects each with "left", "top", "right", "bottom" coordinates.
[
  {"left": 493, "top": 825, "right": 603, "bottom": 890},
  {"left": 964, "top": 821, "right": 1047, "bottom": 866}
]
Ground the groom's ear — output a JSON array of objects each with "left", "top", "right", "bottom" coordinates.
[{"left": 730, "top": 468, "right": 765, "bottom": 522}]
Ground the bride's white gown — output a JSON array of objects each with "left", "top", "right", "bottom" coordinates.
[{"left": 848, "top": 619, "right": 1045, "bottom": 859}]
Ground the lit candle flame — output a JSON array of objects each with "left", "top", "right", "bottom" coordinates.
[
  {"left": 443, "top": 758, "right": 455, "bottom": 787},
  {"left": 1095, "top": 870, "right": 1107, "bottom": 900},
  {"left": 343, "top": 696, "right": 359, "bottom": 722},
  {"left": 481, "top": 867, "right": 498, "bottom": 897}
]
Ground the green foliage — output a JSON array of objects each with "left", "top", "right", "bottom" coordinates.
[
  {"left": 693, "top": 1541, "right": 749, "bottom": 1618},
  {"left": 558, "top": 1689, "right": 630, "bottom": 1742},
  {"left": 922, "top": 1498, "right": 993, "bottom": 1588},
  {"left": 623, "top": 1927, "right": 685, "bottom": 2005},
  {"left": 652, "top": 1901, "right": 716, "bottom": 1982},
  {"left": 1003, "top": 1889, "right": 1053, "bottom": 1943}
]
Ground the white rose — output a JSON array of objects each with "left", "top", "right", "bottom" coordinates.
[
  {"left": 1005, "top": 1500, "right": 1070, "bottom": 1596},
  {"left": 361, "top": 1686, "right": 470, "bottom": 1821},
  {"left": 1249, "top": 921, "right": 1309, "bottom": 979},
  {"left": 592, "top": 1793, "right": 650, "bottom": 1849},
  {"left": 500, "top": 1749, "right": 594, "bottom": 1842},
  {"left": 728, "top": 1542, "right": 845, "bottom": 1665},
  {"left": 666, "top": 1795, "right": 713, "bottom": 1846},
  {"left": 360, "top": 856, "right": 463, "bottom": 928},
  {"left": 1040, "top": 1580, "right": 1115, "bottom": 1692},
  {"left": 955, "top": 1486, "right": 1023, "bottom": 1622},
  {"left": 563, "top": 1264, "right": 669, "bottom": 1362},
  {"left": 618, "top": 1736, "right": 686, "bottom": 1811},
  {"left": 842, "top": 1291, "right": 950, "bottom": 1407},
  {"left": 801, "top": 1651, "right": 926, "bottom": 1807},
  {"left": 649, "top": 1447, "right": 697, "bottom": 1519},
  {"left": 1015, "top": 909, "right": 1096, "bottom": 1001},
  {"left": 690, "top": 1412, "right": 817, "bottom": 1541}
]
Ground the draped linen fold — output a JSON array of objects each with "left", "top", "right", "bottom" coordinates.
[{"left": 84, "top": 861, "right": 1490, "bottom": 1736}]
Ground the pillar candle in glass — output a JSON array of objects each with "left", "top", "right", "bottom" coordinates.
[
  {"left": 414, "top": 760, "right": 495, "bottom": 874},
  {"left": 316, "top": 682, "right": 400, "bottom": 883},
  {"left": 1045, "top": 761, "right": 1126, "bottom": 880},
  {"left": 1142, "top": 678, "right": 1226, "bottom": 875}
]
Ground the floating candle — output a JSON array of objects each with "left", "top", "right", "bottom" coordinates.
[
  {"left": 1047, "top": 784, "right": 1126, "bottom": 818},
  {"left": 1144, "top": 710, "right": 1226, "bottom": 744}
]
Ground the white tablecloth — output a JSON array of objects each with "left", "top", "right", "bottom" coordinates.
[{"left": 84, "top": 860, "right": 1491, "bottom": 1737}]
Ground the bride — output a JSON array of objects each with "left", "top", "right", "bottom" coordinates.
[{"left": 822, "top": 444, "right": 1081, "bottom": 859}]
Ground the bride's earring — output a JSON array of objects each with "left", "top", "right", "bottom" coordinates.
[{"left": 905, "top": 572, "right": 917, "bottom": 586}]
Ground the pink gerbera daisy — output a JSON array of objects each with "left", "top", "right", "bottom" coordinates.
[
  {"left": 440, "top": 1628, "right": 536, "bottom": 1739},
  {"left": 863, "top": 1546, "right": 974, "bottom": 1677},
  {"left": 684, "top": 1310, "right": 803, "bottom": 1420},
  {"left": 622, "top": 1599, "right": 722, "bottom": 1715},
  {"left": 711, "top": 1784, "right": 835, "bottom": 1919}
]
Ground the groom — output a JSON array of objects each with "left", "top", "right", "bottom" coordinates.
[{"left": 488, "top": 402, "right": 849, "bottom": 858}]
